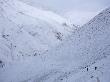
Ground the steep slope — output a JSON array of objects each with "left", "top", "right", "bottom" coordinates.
[
  {"left": 18, "top": 7, "right": 110, "bottom": 82},
  {"left": 0, "top": 0, "right": 72, "bottom": 62},
  {"left": 42, "top": 7, "right": 110, "bottom": 82},
  {"left": 48, "top": 6, "right": 110, "bottom": 66},
  {"left": 0, "top": 7, "right": 110, "bottom": 82},
  {"left": 18, "top": 0, "right": 52, "bottom": 11}
]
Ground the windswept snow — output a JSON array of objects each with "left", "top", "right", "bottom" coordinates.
[
  {"left": 44, "top": 7, "right": 110, "bottom": 82},
  {"left": 0, "top": 0, "right": 110, "bottom": 82},
  {"left": 47, "top": 7, "right": 110, "bottom": 68},
  {"left": 0, "top": 0, "right": 72, "bottom": 62}
]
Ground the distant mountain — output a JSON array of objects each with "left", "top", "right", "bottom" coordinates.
[{"left": 0, "top": 0, "right": 72, "bottom": 62}]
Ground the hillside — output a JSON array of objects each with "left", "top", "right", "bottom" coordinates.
[
  {"left": 16, "top": 7, "right": 110, "bottom": 82},
  {"left": 42, "top": 7, "right": 110, "bottom": 82},
  {"left": 0, "top": 0, "right": 72, "bottom": 62},
  {"left": 0, "top": 0, "right": 110, "bottom": 82}
]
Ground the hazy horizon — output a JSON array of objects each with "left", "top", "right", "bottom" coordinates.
[{"left": 20, "top": 0, "right": 110, "bottom": 25}]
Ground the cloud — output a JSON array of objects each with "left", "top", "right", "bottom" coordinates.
[
  {"left": 64, "top": 11, "right": 98, "bottom": 26},
  {"left": 21, "top": 0, "right": 110, "bottom": 12},
  {"left": 20, "top": 0, "right": 110, "bottom": 25}
]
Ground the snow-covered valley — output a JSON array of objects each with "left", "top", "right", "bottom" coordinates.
[{"left": 0, "top": 0, "right": 110, "bottom": 82}]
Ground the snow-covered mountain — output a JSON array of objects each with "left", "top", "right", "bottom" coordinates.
[
  {"left": 47, "top": 6, "right": 110, "bottom": 67},
  {"left": 11, "top": 7, "right": 110, "bottom": 82},
  {"left": 0, "top": 0, "right": 72, "bottom": 62},
  {"left": 0, "top": 0, "right": 110, "bottom": 82},
  {"left": 42, "top": 7, "right": 110, "bottom": 82},
  {"left": 18, "top": 0, "right": 52, "bottom": 11}
]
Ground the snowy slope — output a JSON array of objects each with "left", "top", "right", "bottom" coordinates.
[
  {"left": 42, "top": 7, "right": 110, "bottom": 82},
  {"left": 14, "top": 7, "right": 110, "bottom": 82},
  {"left": 18, "top": 0, "right": 53, "bottom": 11},
  {"left": 0, "top": 1, "right": 110, "bottom": 82},
  {"left": 0, "top": 0, "right": 72, "bottom": 62},
  {"left": 47, "top": 7, "right": 110, "bottom": 67}
]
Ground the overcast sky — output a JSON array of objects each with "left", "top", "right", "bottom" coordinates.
[{"left": 21, "top": 0, "right": 110, "bottom": 25}]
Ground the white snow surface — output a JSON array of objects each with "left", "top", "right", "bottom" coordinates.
[
  {"left": 0, "top": 0, "right": 110, "bottom": 82},
  {"left": 0, "top": 0, "right": 72, "bottom": 62}
]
